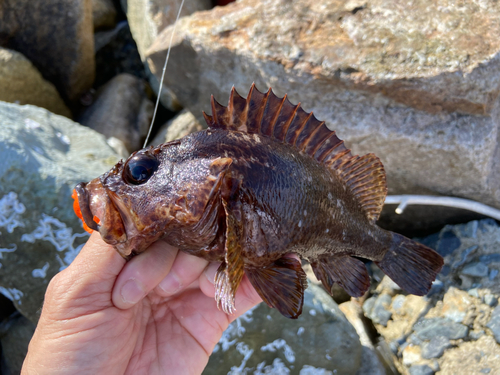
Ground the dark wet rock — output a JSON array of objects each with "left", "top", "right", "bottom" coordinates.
[
  {"left": 149, "top": 109, "right": 203, "bottom": 146},
  {"left": 486, "top": 305, "right": 500, "bottom": 344},
  {"left": 0, "top": 48, "right": 71, "bottom": 118},
  {"left": 0, "top": 314, "right": 35, "bottom": 374},
  {"left": 78, "top": 73, "right": 153, "bottom": 153},
  {"left": 414, "top": 318, "right": 468, "bottom": 341},
  {"left": 148, "top": 0, "right": 500, "bottom": 210},
  {"left": 92, "top": 0, "right": 117, "bottom": 30},
  {"left": 0, "top": 101, "right": 121, "bottom": 323},
  {"left": 0, "top": 0, "right": 95, "bottom": 104},
  {"left": 204, "top": 284, "right": 362, "bottom": 375},
  {"left": 94, "top": 21, "right": 147, "bottom": 90},
  {"left": 420, "top": 336, "right": 451, "bottom": 359}
]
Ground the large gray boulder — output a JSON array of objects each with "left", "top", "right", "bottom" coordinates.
[
  {"left": 146, "top": 0, "right": 500, "bottom": 209},
  {"left": 0, "top": 0, "right": 95, "bottom": 103},
  {"left": 204, "top": 283, "right": 363, "bottom": 375},
  {"left": 0, "top": 101, "right": 121, "bottom": 323}
]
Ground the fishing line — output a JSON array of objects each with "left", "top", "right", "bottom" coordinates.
[{"left": 143, "top": 0, "right": 186, "bottom": 148}]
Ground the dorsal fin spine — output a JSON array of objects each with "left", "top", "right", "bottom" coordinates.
[
  {"left": 211, "top": 95, "right": 218, "bottom": 124},
  {"left": 293, "top": 111, "right": 314, "bottom": 147},
  {"left": 304, "top": 121, "right": 327, "bottom": 154}
]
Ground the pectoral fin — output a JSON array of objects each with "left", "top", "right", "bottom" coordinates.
[
  {"left": 246, "top": 257, "right": 307, "bottom": 319},
  {"left": 214, "top": 199, "right": 245, "bottom": 314},
  {"left": 311, "top": 255, "right": 370, "bottom": 297}
]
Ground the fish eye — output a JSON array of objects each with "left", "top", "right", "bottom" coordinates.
[{"left": 123, "top": 154, "right": 159, "bottom": 185}]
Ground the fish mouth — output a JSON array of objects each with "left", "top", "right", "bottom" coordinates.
[{"left": 73, "top": 179, "right": 128, "bottom": 251}]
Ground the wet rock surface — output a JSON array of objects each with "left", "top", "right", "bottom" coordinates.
[
  {"left": 0, "top": 0, "right": 95, "bottom": 104},
  {"left": 364, "top": 219, "right": 500, "bottom": 374},
  {"left": 204, "top": 283, "right": 363, "bottom": 375},
  {"left": 0, "top": 101, "right": 121, "bottom": 323},
  {"left": 147, "top": 0, "right": 500, "bottom": 209},
  {"left": 92, "top": 0, "right": 118, "bottom": 30}
]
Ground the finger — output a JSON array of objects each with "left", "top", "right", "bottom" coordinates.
[
  {"left": 155, "top": 250, "right": 209, "bottom": 297},
  {"left": 112, "top": 240, "right": 178, "bottom": 309},
  {"left": 199, "top": 262, "right": 262, "bottom": 321}
]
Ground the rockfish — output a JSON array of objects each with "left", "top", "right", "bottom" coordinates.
[{"left": 73, "top": 85, "right": 443, "bottom": 319}]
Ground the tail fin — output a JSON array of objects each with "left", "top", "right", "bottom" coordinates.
[{"left": 375, "top": 233, "right": 444, "bottom": 296}]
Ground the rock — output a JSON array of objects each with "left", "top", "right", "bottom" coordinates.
[
  {"left": 78, "top": 73, "right": 154, "bottom": 153},
  {"left": 0, "top": 48, "right": 71, "bottom": 118},
  {"left": 420, "top": 336, "right": 451, "bottom": 359},
  {"left": 0, "top": 101, "right": 121, "bottom": 323},
  {"left": 149, "top": 109, "right": 203, "bottom": 146},
  {"left": 147, "top": 0, "right": 500, "bottom": 209},
  {"left": 0, "top": 0, "right": 95, "bottom": 104},
  {"left": 486, "top": 305, "right": 500, "bottom": 344},
  {"left": 362, "top": 220, "right": 500, "bottom": 375},
  {"left": 94, "top": 21, "right": 148, "bottom": 90},
  {"left": 462, "top": 262, "right": 490, "bottom": 278},
  {"left": 204, "top": 283, "right": 362, "bottom": 374},
  {"left": 409, "top": 364, "right": 434, "bottom": 375},
  {"left": 438, "top": 335, "right": 500, "bottom": 374},
  {"left": 122, "top": 0, "right": 212, "bottom": 60},
  {"left": 0, "top": 314, "right": 36, "bottom": 374},
  {"left": 362, "top": 294, "right": 392, "bottom": 326},
  {"left": 92, "top": 0, "right": 117, "bottom": 30}
]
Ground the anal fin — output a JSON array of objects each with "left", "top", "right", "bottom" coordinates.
[
  {"left": 311, "top": 255, "right": 370, "bottom": 297},
  {"left": 246, "top": 257, "right": 307, "bottom": 319}
]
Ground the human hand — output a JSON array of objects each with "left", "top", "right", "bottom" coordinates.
[{"left": 22, "top": 232, "right": 262, "bottom": 375}]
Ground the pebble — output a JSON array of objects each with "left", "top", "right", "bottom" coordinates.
[
  {"left": 486, "top": 305, "right": 500, "bottom": 344},
  {"left": 421, "top": 336, "right": 451, "bottom": 359},
  {"left": 484, "top": 294, "right": 498, "bottom": 307},
  {"left": 479, "top": 253, "right": 500, "bottom": 264},
  {"left": 413, "top": 318, "right": 468, "bottom": 340},
  {"left": 437, "top": 230, "right": 461, "bottom": 256},
  {"left": 363, "top": 294, "right": 392, "bottom": 326},
  {"left": 409, "top": 364, "right": 434, "bottom": 375},
  {"left": 462, "top": 262, "right": 489, "bottom": 277}
]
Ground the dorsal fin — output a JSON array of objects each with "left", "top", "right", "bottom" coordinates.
[{"left": 202, "top": 84, "right": 387, "bottom": 223}]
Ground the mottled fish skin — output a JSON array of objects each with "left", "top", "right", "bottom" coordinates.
[{"left": 74, "top": 85, "right": 444, "bottom": 319}]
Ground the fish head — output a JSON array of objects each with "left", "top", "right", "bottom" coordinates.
[{"left": 73, "top": 140, "right": 232, "bottom": 258}]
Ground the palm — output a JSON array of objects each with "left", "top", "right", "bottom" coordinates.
[{"left": 23, "top": 234, "right": 261, "bottom": 375}]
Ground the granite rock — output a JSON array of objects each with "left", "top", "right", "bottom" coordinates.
[
  {"left": 0, "top": 48, "right": 71, "bottom": 118},
  {"left": 0, "top": 101, "right": 121, "bottom": 323},
  {"left": 0, "top": 0, "right": 95, "bottom": 104},
  {"left": 204, "top": 283, "right": 363, "bottom": 375},
  {"left": 147, "top": 0, "right": 500, "bottom": 209},
  {"left": 78, "top": 73, "right": 154, "bottom": 153},
  {"left": 0, "top": 314, "right": 36, "bottom": 374}
]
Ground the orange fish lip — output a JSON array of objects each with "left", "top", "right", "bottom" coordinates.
[{"left": 74, "top": 182, "right": 99, "bottom": 232}]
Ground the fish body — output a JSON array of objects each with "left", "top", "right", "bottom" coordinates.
[{"left": 74, "top": 85, "right": 443, "bottom": 318}]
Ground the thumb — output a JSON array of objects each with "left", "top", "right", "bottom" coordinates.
[{"left": 44, "top": 232, "right": 126, "bottom": 318}]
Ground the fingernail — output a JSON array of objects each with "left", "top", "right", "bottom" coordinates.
[
  {"left": 158, "top": 273, "right": 182, "bottom": 295},
  {"left": 121, "top": 279, "right": 145, "bottom": 304}
]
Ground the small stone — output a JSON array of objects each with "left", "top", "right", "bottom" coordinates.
[
  {"left": 479, "top": 254, "right": 500, "bottom": 264},
  {"left": 421, "top": 336, "right": 451, "bottom": 359},
  {"left": 484, "top": 294, "right": 497, "bottom": 307},
  {"left": 480, "top": 368, "right": 491, "bottom": 374},
  {"left": 486, "top": 305, "right": 500, "bottom": 344},
  {"left": 437, "top": 230, "right": 461, "bottom": 257},
  {"left": 456, "top": 220, "right": 478, "bottom": 239},
  {"left": 468, "top": 288, "right": 480, "bottom": 298},
  {"left": 392, "top": 295, "right": 406, "bottom": 312},
  {"left": 409, "top": 364, "right": 434, "bottom": 375},
  {"left": 363, "top": 294, "right": 392, "bottom": 326},
  {"left": 413, "top": 318, "right": 468, "bottom": 341},
  {"left": 402, "top": 345, "right": 422, "bottom": 366},
  {"left": 462, "top": 262, "right": 489, "bottom": 278},
  {"left": 489, "top": 269, "right": 499, "bottom": 280},
  {"left": 470, "top": 330, "right": 485, "bottom": 340}
]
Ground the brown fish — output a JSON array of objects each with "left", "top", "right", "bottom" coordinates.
[{"left": 73, "top": 85, "right": 443, "bottom": 319}]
